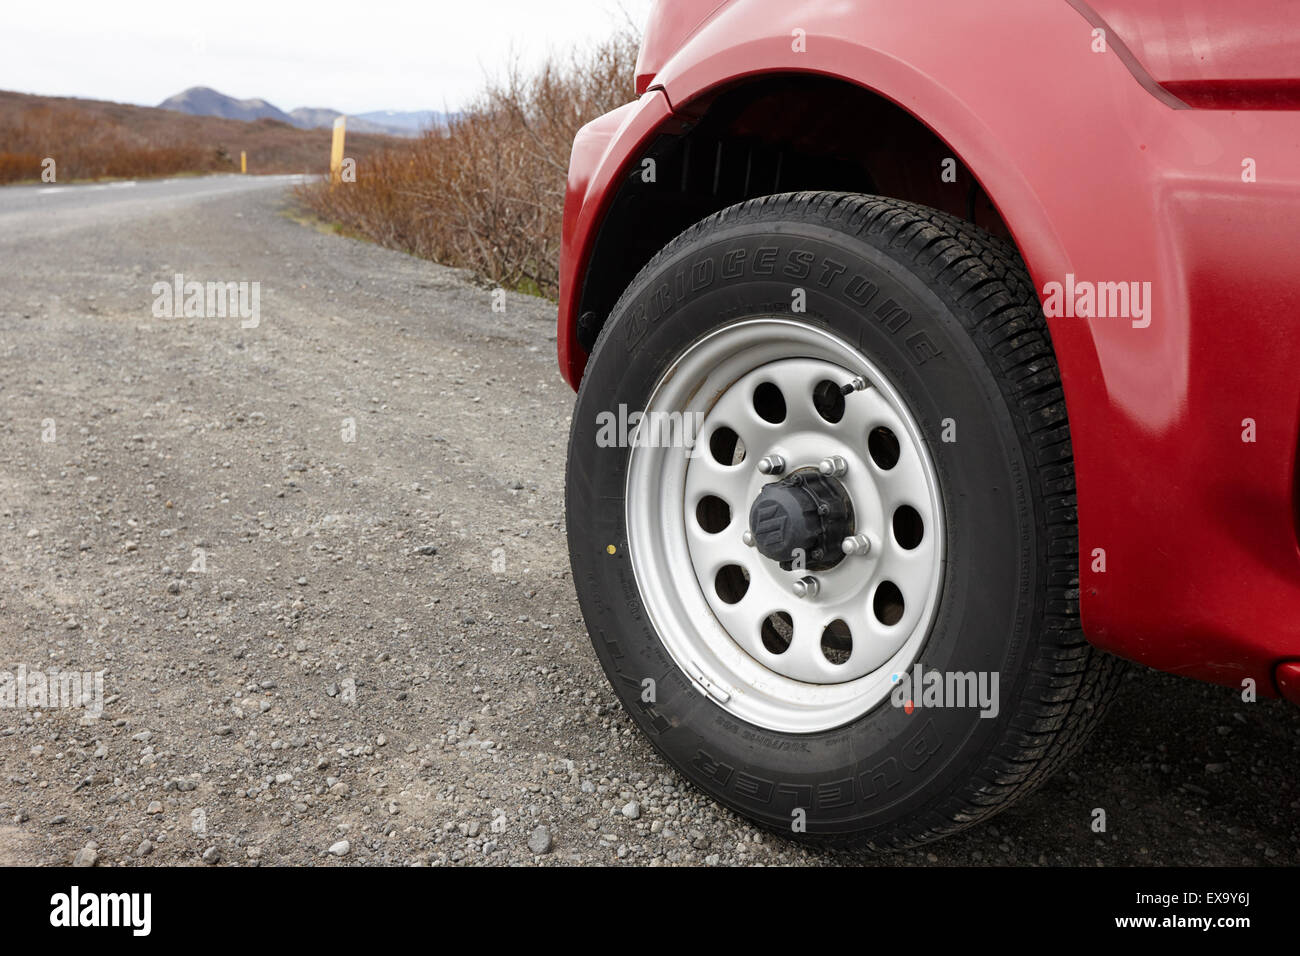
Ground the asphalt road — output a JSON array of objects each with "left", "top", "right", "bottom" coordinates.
[
  {"left": 0, "top": 174, "right": 305, "bottom": 232},
  {"left": 0, "top": 175, "right": 1296, "bottom": 866}
]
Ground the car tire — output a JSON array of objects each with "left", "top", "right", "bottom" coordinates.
[{"left": 565, "top": 191, "right": 1123, "bottom": 848}]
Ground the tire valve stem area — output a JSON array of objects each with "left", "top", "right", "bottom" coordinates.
[{"left": 840, "top": 376, "right": 869, "bottom": 396}]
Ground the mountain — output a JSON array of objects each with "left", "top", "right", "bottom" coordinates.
[
  {"left": 158, "top": 87, "right": 294, "bottom": 125},
  {"left": 158, "top": 87, "right": 444, "bottom": 137},
  {"left": 287, "top": 107, "right": 344, "bottom": 129},
  {"left": 288, "top": 107, "right": 416, "bottom": 137},
  {"left": 0, "top": 88, "right": 407, "bottom": 184},
  {"left": 355, "top": 110, "right": 451, "bottom": 133}
]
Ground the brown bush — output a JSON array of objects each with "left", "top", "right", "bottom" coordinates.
[
  {"left": 0, "top": 91, "right": 403, "bottom": 184},
  {"left": 295, "top": 31, "right": 639, "bottom": 298},
  {"left": 0, "top": 151, "right": 45, "bottom": 182}
]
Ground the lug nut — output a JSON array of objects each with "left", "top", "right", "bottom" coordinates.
[
  {"left": 742, "top": 530, "right": 756, "bottom": 547},
  {"left": 818, "top": 455, "right": 848, "bottom": 477},
  {"left": 841, "top": 534, "right": 872, "bottom": 556},
  {"left": 792, "top": 575, "right": 821, "bottom": 599},
  {"left": 757, "top": 455, "right": 786, "bottom": 476}
]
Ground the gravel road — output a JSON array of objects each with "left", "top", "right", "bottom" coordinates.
[{"left": 0, "top": 175, "right": 1296, "bottom": 866}]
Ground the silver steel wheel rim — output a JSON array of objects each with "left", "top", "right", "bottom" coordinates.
[{"left": 625, "top": 318, "right": 945, "bottom": 734}]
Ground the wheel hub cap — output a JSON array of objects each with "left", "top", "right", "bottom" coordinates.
[{"left": 749, "top": 470, "right": 853, "bottom": 571}]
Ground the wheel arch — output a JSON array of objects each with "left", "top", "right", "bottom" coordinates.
[
  {"left": 574, "top": 68, "right": 1069, "bottom": 345},
  {"left": 565, "top": 0, "right": 1124, "bottom": 402}
]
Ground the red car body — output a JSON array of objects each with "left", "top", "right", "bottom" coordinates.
[{"left": 558, "top": 0, "right": 1300, "bottom": 702}]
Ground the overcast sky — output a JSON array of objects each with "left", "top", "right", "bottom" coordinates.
[{"left": 0, "top": 0, "right": 653, "bottom": 114}]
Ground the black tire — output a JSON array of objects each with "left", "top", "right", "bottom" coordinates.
[{"left": 565, "top": 192, "right": 1122, "bottom": 848}]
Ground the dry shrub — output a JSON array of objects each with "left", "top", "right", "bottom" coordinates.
[
  {"left": 296, "top": 30, "right": 639, "bottom": 298},
  {"left": 0, "top": 102, "right": 223, "bottom": 182},
  {"left": 0, "top": 91, "right": 403, "bottom": 184},
  {"left": 0, "top": 152, "right": 44, "bottom": 182}
]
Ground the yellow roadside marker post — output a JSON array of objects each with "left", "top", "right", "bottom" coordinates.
[
  {"left": 330, "top": 117, "right": 346, "bottom": 184},
  {"left": 240, "top": 150, "right": 247, "bottom": 174}
]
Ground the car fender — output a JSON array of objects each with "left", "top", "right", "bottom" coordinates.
[{"left": 561, "top": 0, "right": 1300, "bottom": 693}]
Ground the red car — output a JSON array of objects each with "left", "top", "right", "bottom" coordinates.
[{"left": 559, "top": 0, "right": 1300, "bottom": 847}]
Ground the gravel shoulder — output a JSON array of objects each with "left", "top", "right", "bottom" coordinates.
[{"left": 0, "top": 177, "right": 1295, "bottom": 866}]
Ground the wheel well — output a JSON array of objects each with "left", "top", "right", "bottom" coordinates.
[{"left": 576, "top": 74, "right": 1014, "bottom": 352}]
